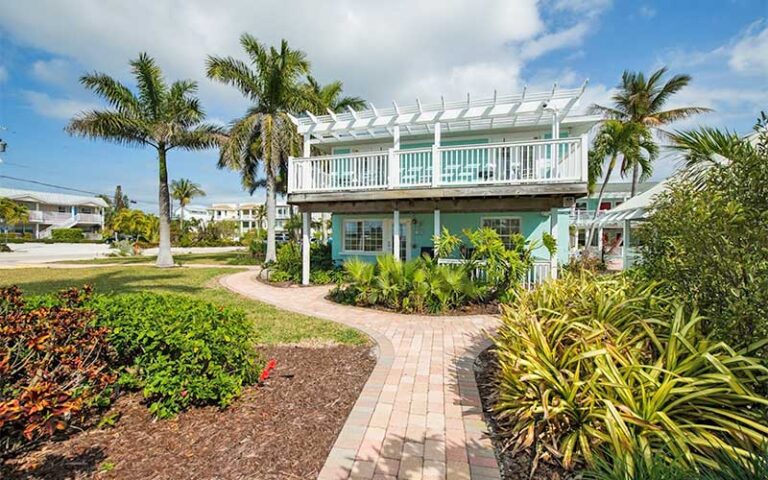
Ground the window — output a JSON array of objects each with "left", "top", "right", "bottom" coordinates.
[
  {"left": 481, "top": 217, "right": 521, "bottom": 249},
  {"left": 344, "top": 219, "right": 384, "bottom": 253},
  {"left": 58, "top": 206, "right": 67, "bottom": 213}
]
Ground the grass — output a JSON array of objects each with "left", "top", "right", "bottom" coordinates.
[
  {"left": 60, "top": 250, "right": 259, "bottom": 266},
  {"left": 2, "top": 266, "right": 368, "bottom": 346}
]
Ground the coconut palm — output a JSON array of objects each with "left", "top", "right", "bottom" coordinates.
[
  {"left": 305, "top": 76, "right": 366, "bottom": 114},
  {"left": 585, "top": 120, "right": 658, "bottom": 250},
  {"left": 592, "top": 67, "right": 711, "bottom": 196},
  {"left": 67, "top": 53, "right": 222, "bottom": 267},
  {"left": 207, "top": 34, "right": 312, "bottom": 262},
  {"left": 171, "top": 178, "right": 206, "bottom": 231},
  {"left": 254, "top": 204, "right": 267, "bottom": 233}
]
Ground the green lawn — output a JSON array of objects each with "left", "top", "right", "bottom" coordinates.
[
  {"left": 3, "top": 266, "right": 367, "bottom": 346},
  {"left": 59, "top": 250, "right": 259, "bottom": 266}
]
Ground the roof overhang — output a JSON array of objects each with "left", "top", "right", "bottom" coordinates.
[{"left": 290, "top": 81, "right": 595, "bottom": 143}]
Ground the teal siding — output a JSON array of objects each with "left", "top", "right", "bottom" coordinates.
[{"left": 331, "top": 210, "right": 557, "bottom": 264}]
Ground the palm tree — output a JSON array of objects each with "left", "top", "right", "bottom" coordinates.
[
  {"left": 585, "top": 120, "right": 658, "bottom": 250},
  {"left": 0, "top": 198, "right": 29, "bottom": 243},
  {"left": 305, "top": 76, "right": 366, "bottom": 114},
  {"left": 207, "top": 34, "right": 312, "bottom": 262},
  {"left": 254, "top": 204, "right": 267, "bottom": 234},
  {"left": 592, "top": 67, "right": 711, "bottom": 196},
  {"left": 67, "top": 53, "right": 222, "bottom": 267},
  {"left": 171, "top": 178, "right": 206, "bottom": 231}
]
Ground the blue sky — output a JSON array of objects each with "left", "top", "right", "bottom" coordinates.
[{"left": 0, "top": 0, "right": 766, "bottom": 211}]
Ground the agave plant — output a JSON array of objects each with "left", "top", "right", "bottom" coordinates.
[{"left": 492, "top": 272, "right": 768, "bottom": 475}]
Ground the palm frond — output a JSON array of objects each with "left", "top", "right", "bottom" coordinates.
[
  {"left": 205, "top": 55, "right": 261, "bottom": 101},
  {"left": 79, "top": 73, "right": 141, "bottom": 115},
  {"left": 66, "top": 110, "right": 149, "bottom": 148},
  {"left": 130, "top": 52, "right": 166, "bottom": 119}
]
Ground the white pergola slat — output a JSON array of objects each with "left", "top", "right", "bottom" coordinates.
[{"left": 292, "top": 81, "right": 592, "bottom": 143}]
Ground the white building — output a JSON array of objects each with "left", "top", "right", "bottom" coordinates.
[
  {"left": 208, "top": 200, "right": 297, "bottom": 236},
  {"left": 172, "top": 204, "right": 211, "bottom": 226},
  {"left": 0, "top": 187, "right": 107, "bottom": 239}
]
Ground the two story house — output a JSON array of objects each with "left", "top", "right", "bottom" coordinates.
[
  {"left": 0, "top": 187, "right": 107, "bottom": 239},
  {"left": 287, "top": 84, "right": 600, "bottom": 284},
  {"left": 208, "top": 200, "right": 296, "bottom": 238}
]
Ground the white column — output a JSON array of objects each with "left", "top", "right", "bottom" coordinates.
[
  {"left": 550, "top": 208, "right": 558, "bottom": 280},
  {"left": 596, "top": 226, "right": 604, "bottom": 259},
  {"left": 433, "top": 209, "right": 441, "bottom": 255},
  {"left": 34, "top": 223, "right": 39, "bottom": 239},
  {"left": 302, "top": 211, "right": 311, "bottom": 285},
  {"left": 432, "top": 122, "right": 441, "bottom": 187},
  {"left": 622, "top": 219, "right": 631, "bottom": 270},
  {"left": 551, "top": 109, "right": 560, "bottom": 177},
  {"left": 393, "top": 209, "right": 400, "bottom": 261},
  {"left": 388, "top": 126, "right": 400, "bottom": 188}
]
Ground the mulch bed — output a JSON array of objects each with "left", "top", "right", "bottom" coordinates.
[
  {"left": 474, "top": 347, "right": 578, "bottom": 480},
  {"left": 2, "top": 344, "right": 375, "bottom": 480}
]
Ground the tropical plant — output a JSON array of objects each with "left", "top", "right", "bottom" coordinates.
[
  {"left": 111, "top": 209, "right": 154, "bottom": 240},
  {"left": 170, "top": 178, "right": 206, "bottom": 231},
  {"left": 99, "top": 185, "right": 131, "bottom": 235},
  {"left": 67, "top": 53, "right": 222, "bottom": 267},
  {"left": 254, "top": 204, "right": 267, "bottom": 233},
  {"left": 492, "top": 272, "right": 768, "bottom": 476},
  {"left": 585, "top": 120, "right": 657, "bottom": 249},
  {"left": 592, "top": 67, "right": 710, "bottom": 196},
  {"left": 304, "top": 75, "right": 366, "bottom": 114},
  {"left": 207, "top": 34, "right": 313, "bottom": 263},
  {"left": 0, "top": 198, "right": 29, "bottom": 244},
  {"left": 637, "top": 113, "right": 768, "bottom": 360},
  {"left": 0, "top": 286, "right": 116, "bottom": 456}
]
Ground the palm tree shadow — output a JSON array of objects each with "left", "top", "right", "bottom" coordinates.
[{"left": 1, "top": 446, "right": 106, "bottom": 480}]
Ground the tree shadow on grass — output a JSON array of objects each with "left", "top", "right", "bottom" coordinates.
[{"left": 1, "top": 446, "right": 107, "bottom": 480}]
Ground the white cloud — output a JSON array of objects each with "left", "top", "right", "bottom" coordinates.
[
  {"left": 23, "top": 91, "right": 98, "bottom": 119},
  {"left": 729, "top": 21, "right": 768, "bottom": 76},
  {"left": 31, "top": 58, "right": 77, "bottom": 86},
  {"left": 0, "top": 65, "right": 7, "bottom": 83},
  {"left": 0, "top": 0, "right": 606, "bottom": 118},
  {"left": 638, "top": 6, "right": 656, "bottom": 19}
]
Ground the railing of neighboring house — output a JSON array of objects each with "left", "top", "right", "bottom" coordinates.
[
  {"left": 41, "top": 212, "right": 74, "bottom": 223},
  {"left": 436, "top": 258, "right": 552, "bottom": 289},
  {"left": 288, "top": 136, "right": 587, "bottom": 194},
  {"left": 75, "top": 213, "right": 103, "bottom": 224},
  {"left": 27, "top": 210, "right": 43, "bottom": 222}
]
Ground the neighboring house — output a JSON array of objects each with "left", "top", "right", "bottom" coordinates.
[
  {"left": 172, "top": 204, "right": 211, "bottom": 226},
  {"left": 287, "top": 84, "right": 600, "bottom": 284},
  {"left": 569, "top": 182, "right": 658, "bottom": 257},
  {"left": 0, "top": 187, "right": 107, "bottom": 239},
  {"left": 208, "top": 201, "right": 296, "bottom": 237}
]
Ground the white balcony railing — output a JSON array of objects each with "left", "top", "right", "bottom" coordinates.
[
  {"left": 75, "top": 213, "right": 103, "bottom": 224},
  {"left": 27, "top": 210, "right": 44, "bottom": 222},
  {"left": 41, "top": 211, "right": 74, "bottom": 223},
  {"left": 437, "top": 258, "right": 552, "bottom": 289},
  {"left": 289, "top": 137, "right": 588, "bottom": 194}
]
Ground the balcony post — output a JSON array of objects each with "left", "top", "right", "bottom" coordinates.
[
  {"left": 432, "top": 122, "right": 441, "bottom": 187},
  {"left": 622, "top": 219, "right": 631, "bottom": 270},
  {"left": 302, "top": 211, "right": 311, "bottom": 285},
  {"left": 393, "top": 209, "right": 400, "bottom": 261},
  {"left": 551, "top": 109, "right": 559, "bottom": 177},
  {"left": 549, "top": 208, "right": 558, "bottom": 280},
  {"left": 580, "top": 134, "right": 589, "bottom": 182},
  {"left": 301, "top": 134, "right": 311, "bottom": 191},
  {"left": 388, "top": 126, "right": 400, "bottom": 189}
]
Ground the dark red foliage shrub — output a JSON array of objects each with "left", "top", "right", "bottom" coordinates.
[{"left": 0, "top": 285, "right": 117, "bottom": 456}]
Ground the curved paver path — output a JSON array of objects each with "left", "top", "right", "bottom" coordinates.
[{"left": 221, "top": 270, "right": 501, "bottom": 480}]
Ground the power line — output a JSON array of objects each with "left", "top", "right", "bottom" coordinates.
[{"left": 0, "top": 174, "right": 155, "bottom": 206}]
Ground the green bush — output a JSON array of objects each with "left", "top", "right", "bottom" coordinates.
[
  {"left": 268, "top": 241, "right": 338, "bottom": 284},
  {"left": 636, "top": 121, "right": 768, "bottom": 359},
  {"left": 492, "top": 272, "right": 768, "bottom": 474},
  {"left": 89, "top": 293, "right": 261, "bottom": 418},
  {"left": 50, "top": 228, "right": 84, "bottom": 242}
]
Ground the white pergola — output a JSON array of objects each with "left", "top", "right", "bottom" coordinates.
[
  {"left": 292, "top": 82, "right": 598, "bottom": 285},
  {"left": 289, "top": 81, "right": 594, "bottom": 144}
]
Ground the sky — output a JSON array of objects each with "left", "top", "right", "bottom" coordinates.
[{"left": 0, "top": 0, "right": 766, "bottom": 211}]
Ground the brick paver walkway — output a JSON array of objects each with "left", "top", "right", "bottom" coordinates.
[{"left": 221, "top": 271, "right": 501, "bottom": 480}]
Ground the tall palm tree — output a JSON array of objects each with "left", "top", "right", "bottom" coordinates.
[
  {"left": 67, "top": 53, "right": 222, "bottom": 267},
  {"left": 305, "top": 76, "right": 366, "bottom": 114},
  {"left": 592, "top": 67, "right": 711, "bottom": 196},
  {"left": 254, "top": 204, "right": 267, "bottom": 234},
  {"left": 171, "top": 178, "right": 206, "bottom": 231},
  {"left": 585, "top": 120, "right": 657, "bottom": 250},
  {"left": 207, "top": 34, "right": 312, "bottom": 262}
]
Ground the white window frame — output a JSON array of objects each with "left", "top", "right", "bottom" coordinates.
[
  {"left": 480, "top": 216, "right": 522, "bottom": 248},
  {"left": 342, "top": 218, "right": 386, "bottom": 255}
]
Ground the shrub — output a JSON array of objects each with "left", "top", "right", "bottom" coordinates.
[
  {"left": 50, "top": 228, "right": 84, "bottom": 242},
  {"left": 89, "top": 293, "right": 261, "bottom": 418},
  {"left": 492, "top": 272, "right": 768, "bottom": 474},
  {"left": 0, "top": 286, "right": 116, "bottom": 455},
  {"left": 636, "top": 118, "right": 768, "bottom": 360},
  {"left": 268, "top": 241, "right": 337, "bottom": 284}
]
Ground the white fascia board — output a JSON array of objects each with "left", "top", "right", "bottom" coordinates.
[
  {"left": 415, "top": 111, "right": 439, "bottom": 123},
  {"left": 395, "top": 113, "right": 416, "bottom": 124},
  {"left": 439, "top": 108, "right": 464, "bottom": 121}
]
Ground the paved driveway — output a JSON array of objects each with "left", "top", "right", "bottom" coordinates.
[
  {"left": 221, "top": 271, "right": 501, "bottom": 480},
  {"left": 0, "top": 242, "right": 112, "bottom": 265}
]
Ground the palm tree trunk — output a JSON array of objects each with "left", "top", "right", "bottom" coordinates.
[
  {"left": 156, "top": 146, "right": 175, "bottom": 267},
  {"left": 584, "top": 154, "right": 617, "bottom": 253},
  {"left": 631, "top": 163, "right": 640, "bottom": 197},
  {"left": 180, "top": 205, "right": 185, "bottom": 232},
  {"left": 265, "top": 173, "right": 277, "bottom": 262}
]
